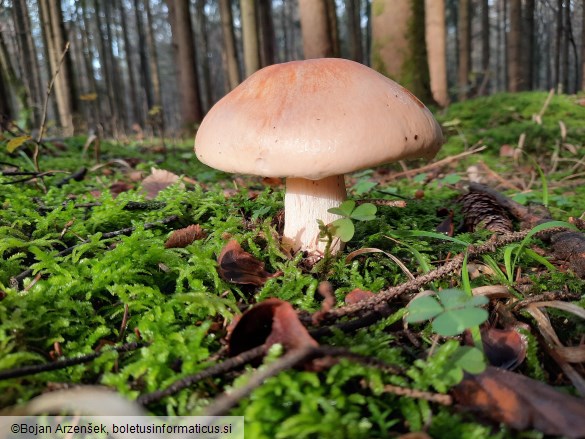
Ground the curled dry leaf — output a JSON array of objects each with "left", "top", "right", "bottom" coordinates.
[
  {"left": 481, "top": 327, "right": 527, "bottom": 370},
  {"left": 228, "top": 298, "right": 318, "bottom": 358},
  {"left": 164, "top": 224, "right": 206, "bottom": 248},
  {"left": 453, "top": 366, "right": 585, "bottom": 438},
  {"left": 311, "top": 281, "right": 336, "bottom": 325},
  {"left": 217, "top": 240, "right": 282, "bottom": 286},
  {"left": 141, "top": 167, "right": 183, "bottom": 199}
]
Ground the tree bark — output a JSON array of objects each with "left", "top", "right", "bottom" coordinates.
[
  {"left": 134, "top": 0, "right": 153, "bottom": 113},
  {"left": 522, "top": 0, "right": 535, "bottom": 90},
  {"left": 555, "top": 0, "right": 562, "bottom": 90},
  {"left": 0, "top": 62, "right": 13, "bottom": 129},
  {"left": 168, "top": 0, "right": 203, "bottom": 131},
  {"left": 258, "top": 0, "right": 276, "bottom": 67},
  {"left": 145, "top": 0, "right": 162, "bottom": 109},
  {"left": 507, "top": 0, "right": 521, "bottom": 91},
  {"left": 371, "top": 0, "right": 433, "bottom": 103},
  {"left": 39, "top": 0, "right": 80, "bottom": 135},
  {"left": 299, "top": 0, "right": 334, "bottom": 58},
  {"left": 195, "top": 0, "right": 213, "bottom": 111},
  {"left": 561, "top": 0, "right": 570, "bottom": 93},
  {"left": 240, "top": 0, "right": 260, "bottom": 77},
  {"left": 119, "top": 0, "right": 140, "bottom": 126},
  {"left": 425, "top": 0, "right": 448, "bottom": 106},
  {"left": 582, "top": 0, "right": 585, "bottom": 90},
  {"left": 325, "top": 0, "right": 340, "bottom": 57},
  {"left": 346, "top": 0, "right": 363, "bottom": 62},
  {"left": 219, "top": 0, "right": 240, "bottom": 89},
  {"left": 480, "top": 0, "right": 490, "bottom": 94},
  {"left": 457, "top": 0, "right": 471, "bottom": 100}
]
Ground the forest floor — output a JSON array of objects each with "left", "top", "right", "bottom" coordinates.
[{"left": 1, "top": 91, "right": 585, "bottom": 438}]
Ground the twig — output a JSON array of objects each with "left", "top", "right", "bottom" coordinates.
[
  {"left": 137, "top": 345, "right": 268, "bottom": 406},
  {"left": 376, "top": 383, "right": 453, "bottom": 405},
  {"left": 10, "top": 215, "right": 179, "bottom": 290},
  {"left": 35, "top": 41, "right": 71, "bottom": 172},
  {"left": 381, "top": 145, "right": 487, "bottom": 182},
  {"left": 0, "top": 342, "right": 143, "bottom": 381},
  {"left": 317, "top": 226, "right": 574, "bottom": 323}
]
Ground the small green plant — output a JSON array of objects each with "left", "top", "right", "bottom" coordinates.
[
  {"left": 326, "top": 200, "right": 377, "bottom": 243},
  {"left": 406, "top": 288, "right": 488, "bottom": 337}
]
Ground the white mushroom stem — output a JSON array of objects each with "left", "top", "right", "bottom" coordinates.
[{"left": 283, "top": 175, "right": 347, "bottom": 255}]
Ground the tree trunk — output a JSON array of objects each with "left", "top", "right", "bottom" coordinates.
[
  {"left": 425, "top": 0, "right": 448, "bottom": 106},
  {"left": 0, "top": 30, "right": 25, "bottom": 118},
  {"left": 480, "top": 0, "right": 490, "bottom": 94},
  {"left": 39, "top": 0, "right": 79, "bottom": 135},
  {"left": 507, "top": 0, "right": 521, "bottom": 91},
  {"left": 522, "top": 0, "right": 535, "bottom": 90},
  {"left": 457, "top": 0, "right": 471, "bottom": 100},
  {"left": 371, "top": 0, "right": 433, "bottom": 102},
  {"left": 145, "top": 0, "right": 162, "bottom": 109},
  {"left": 325, "top": 0, "right": 340, "bottom": 57},
  {"left": 346, "top": 0, "right": 363, "bottom": 62},
  {"left": 561, "top": 0, "right": 570, "bottom": 93},
  {"left": 582, "top": 0, "right": 585, "bottom": 90},
  {"left": 119, "top": 0, "right": 140, "bottom": 126},
  {"left": 240, "top": 0, "right": 260, "bottom": 77},
  {"left": 299, "top": 0, "right": 334, "bottom": 58},
  {"left": 219, "top": 0, "right": 240, "bottom": 90},
  {"left": 195, "top": 0, "right": 213, "bottom": 111},
  {"left": 555, "top": 0, "right": 562, "bottom": 90},
  {"left": 104, "top": 0, "right": 127, "bottom": 132},
  {"left": 258, "top": 0, "right": 276, "bottom": 67},
  {"left": 12, "top": 0, "right": 43, "bottom": 127},
  {"left": 134, "top": 0, "right": 153, "bottom": 114},
  {"left": 168, "top": 0, "right": 203, "bottom": 130},
  {"left": 0, "top": 63, "right": 13, "bottom": 129}
]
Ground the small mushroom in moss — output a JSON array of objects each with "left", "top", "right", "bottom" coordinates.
[{"left": 195, "top": 58, "right": 443, "bottom": 257}]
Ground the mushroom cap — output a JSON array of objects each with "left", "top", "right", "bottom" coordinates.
[{"left": 195, "top": 58, "right": 443, "bottom": 180}]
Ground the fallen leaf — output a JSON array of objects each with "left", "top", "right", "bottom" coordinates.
[
  {"left": 217, "top": 240, "right": 281, "bottom": 286},
  {"left": 141, "top": 168, "right": 182, "bottom": 199},
  {"left": 481, "top": 327, "right": 526, "bottom": 370},
  {"left": 311, "top": 281, "right": 336, "bottom": 325},
  {"left": 345, "top": 288, "right": 375, "bottom": 305},
  {"left": 453, "top": 366, "right": 585, "bottom": 438},
  {"left": 109, "top": 181, "right": 133, "bottom": 198},
  {"left": 164, "top": 224, "right": 206, "bottom": 248},
  {"left": 228, "top": 298, "right": 318, "bottom": 357},
  {"left": 6, "top": 135, "right": 31, "bottom": 153}
]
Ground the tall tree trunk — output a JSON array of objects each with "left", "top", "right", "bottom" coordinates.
[
  {"left": 480, "top": 0, "right": 490, "bottom": 94},
  {"left": 371, "top": 0, "right": 433, "bottom": 102},
  {"left": 299, "top": 0, "right": 334, "bottom": 58},
  {"left": 119, "top": 0, "right": 140, "bottom": 126},
  {"left": 507, "top": 0, "right": 521, "bottom": 91},
  {"left": 39, "top": 0, "right": 80, "bottom": 135},
  {"left": 0, "top": 30, "right": 25, "bottom": 117},
  {"left": 219, "top": 0, "right": 240, "bottom": 89},
  {"left": 425, "top": 0, "right": 448, "bottom": 106},
  {"left": 0, "top": 63, "right": 13, "bottom": 129},
  {"left": 104, "top": 0, "right": 127, "bottom": 132},
  {"left": 561, "top": 0, "right": 570, "bottom": 93},
  {"left": 346, "top": 0, "right": 363, "bottom": 62},
  {"left": 457, "top": 0, "right": 471, "bottom": 100},
  {"left": 258, "top": 0, "right": 276, "bottom": 67},
  {"left": 240, "top": 0, "right": 260, "bottom": 77},
  {"left": 522, "top": 0, "right": 535, "bottom": 90},
  {"left": 325, "top": 0, "right": 340, "bottom": 57},
  {"left": 555, "top": 0, "right": 562, "bottom": 90},
  {"left": 168, "top": 0, "right": 203, "bottom": 131},
  {"left": 582, "top": 0, "right": 585, "bottom": 90},
  {"left": 145, "top": 0, "right": 162, "bottom": 109},
  {"left": 12, "top": 0, "right": 43, "bottom": 126},
  {"left": 134, "top": 0, "right": 153, "bottom": 113},
  {"left": 195, "top": 0, "right": 213, "bottom": 111}
]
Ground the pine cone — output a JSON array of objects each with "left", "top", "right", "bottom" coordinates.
[
  {"left": 164, "top": 224, "right": 206, "bottom": 248},
  {"left": 458, "top": 191, "right": 514, "bottom": 234}
]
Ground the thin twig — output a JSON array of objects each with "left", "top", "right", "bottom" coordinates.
[
  {"left": 0, "top": 342, "right": 143, "bottom": 381},
  {"left": 137, "top": 345, "right": 268, "bottom": 406},
  {"left": 381, "top": 144, "right": 487, "bottom": 182},
  {"left": 35, "top": 41, "right": 71, "bottom": 172}
]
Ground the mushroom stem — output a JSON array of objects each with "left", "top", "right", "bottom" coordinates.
[{"left": 284, "top": 175, "right": 347, "bottom": 255}]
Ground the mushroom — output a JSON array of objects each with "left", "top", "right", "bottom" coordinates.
[{"left": 195, "top": 58, "right": 443, "bottom": 256}]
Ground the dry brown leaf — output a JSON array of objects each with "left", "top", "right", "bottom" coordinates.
[
  {"left": 228, "top": 298, "right": 318, "bottom": 357},
  {"left": 344, "top": 288, "right": 375, "bottom": 305},
  {"left": 311, "top": 281, "right": 336, "bottom": 325},
  {"left": 453, "top": 366, "right": 585, "bottom": 438},
  {"left": 164, "top": 224, "right": 206, "bottom": 248},
  {"left": 141, "top": 168, "right": 182, "bottom": 199},
  {"left": 217, "top": 240, "right": 282, "bottom": 286},
  {"left": 481, "top": 327, "right": 527, "bottom": 370}
]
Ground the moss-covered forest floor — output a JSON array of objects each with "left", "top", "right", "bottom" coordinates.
[{"left": 1, "top": 91, "right": 585, "bottom": 438}]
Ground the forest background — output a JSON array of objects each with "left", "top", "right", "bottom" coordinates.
[{"left": 1, "top": 0, "right": 584, "bottom": 138}]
